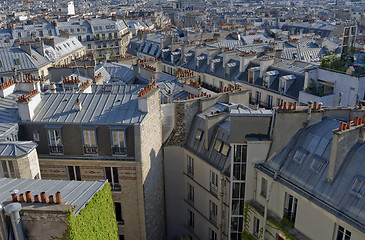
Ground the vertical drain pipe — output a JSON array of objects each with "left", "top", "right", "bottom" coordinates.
[
  {"left": 4, "top": 203, "right": 25, "bottom": 240},
  {"left": 0, "top": 204, "right": 9, "bottom": 240}
]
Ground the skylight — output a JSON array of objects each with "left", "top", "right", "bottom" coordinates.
[
  {"left": 310, "top": 155, "right": 327, "bottom": 173},
  {"left": 195, "top": 129, "right": 203, "bottom": 141},
  {"left": 351, "top": 177, "right": 365, "bottom": 198},
  {"left": 293, "top": 148, "right": 308, "bottom": 163},
  {"left": 214, "top": 139, "right": 222, "bottom": 152}
]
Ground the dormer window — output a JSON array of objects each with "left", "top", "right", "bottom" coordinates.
[{"left": 351, "top": 177, "right": 365, "bottom": 198}]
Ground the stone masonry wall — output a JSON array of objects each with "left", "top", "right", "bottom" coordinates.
[{"left": 138, "top": 89, "right": 166, "bottom": 240}]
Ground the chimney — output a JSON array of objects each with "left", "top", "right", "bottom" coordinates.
[
  {"left": 327, "top": 119, "right": 365, "bottom": 182},
  {"left": 11, "top": 190, "right": 19, "bottom": 202},
  {"left": 17, "top": 90, "right": 42, "bottom": 121},
  {"left": 20, "top": 43, "right": 32, "bottom": 56},
  {"left": 239, "top": 53, "right": 256, "bottom": 72},
  {"left": 74, "top": 98, "right": 82, "bottom": 111},
  {"left": 25, "top": 191, "right": 32, "bottom": 203},
  {"left": 56, "top": 192, "right": 62, "bottom": 204},
  {"left": 41, "top": 192, "right": 47, "bottom": 203},
  {"left": 259, "top": 57, "right": 275, "bottom": 78}
]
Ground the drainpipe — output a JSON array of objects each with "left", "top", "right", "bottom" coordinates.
[
  {"left": 219, "top": 173, "right": 224, "bottom": 240},
  {"left": 0, "top": 204, "right": 8, "bottom": 240},
  {"left": 4, "top": 203, "right": 25, "bottom": 240}
]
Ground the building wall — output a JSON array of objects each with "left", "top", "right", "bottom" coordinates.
[
  {"left": 39, "top": 157, "right": 144, "bottom": 240},
  {"left": 137, "top": 88, "right": 166, "bottom": 240},
  {"left": 253, "top": 170, "right": 365, "bottom": 240}
]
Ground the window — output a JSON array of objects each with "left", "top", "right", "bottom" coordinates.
[
  {"left": 267, "top": 95, "right": 273, "bottom": 108},
  {"left": 195, "top": 129, "right": 203, "bottom": 141},
  {"left": 188, "top": 209, "right": 194, "bottom": 228},
  {"left": 209, "top": 200, "right": 217, "bottom": 223},
  {"left": 214, "top": 139, "right": 222, "bottom": 152},
  {"left": 336, "top": 225, "right": 351, "bottom": 240},
  {"left": 187, "top": 182, "right": 194, "bottom": 202},
  {"left": 351, "top": 177, "right": 365, "bottom": 197},
  {"left": 254, "top": 217, "right": 260, "bottom": 236},
  {"left": 118, "top": 235, "right": 125, "bottom": 240},
  {"left": 104, "top": 167, "right": 121, "bottom": 191},
  {"left": 293, "top": 148, "right": 307, "bottom": 163},
  {"left": 32, "top": 130, "right": 39, "bottom": 141},
  {"left": 0, "top": 160, "right": 15, "bottom": 178},
  {"left": 221, "top": 143, "right": 230, "bottom": 156},
  {"left": 47, "top": 129, "right": 63, "bottom": 153},
  {"left": 310, "top": 155, "right": 327, "bottom": 173},
  {"left": 261, "top": 178, "right": 268, "bottom": 198},
  {"left": 277, "top": 98, "right": 284, "bottom": 106},
  {"left": 0, "top": 60, "right": 2, "bottom": 67},
  {"left": 14, "top": 59, "right": 20, "bottom": 65},
  {"left": 209, "top": 228, "right": 217, "bottom": 240},
  {"left": 114, "top": 32, "right": 118, "bottom": 38},
  {"left": 67, "top": 166, "right": 81, "bottom": 181},
  {"left": 114, "top": 202, "right": 124, "bottom": 224},
  {"left": 210, "top": 171, "right": 218, "bottom": 195},
  {"left": 255, "top": 91, "right": 261, "bottom": 104},
  {"left": 284, "top": 193, "right": 297, "bottom": 224},
  {"left": 82, "top": 129, "right": 97, "bottom": 154},
  {"left": 187, "top": 155, "right": 194, "bottom": 177},
  {"left": 111, "top": 131, "right": 126, "bottom": 155}
]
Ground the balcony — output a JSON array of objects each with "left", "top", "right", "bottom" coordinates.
[
  {"left": 83, "top": 146, "right": 98, "bottom": 154},
  {"left": 49, "top": 145, "right": 63, "bottom": 154},
  {"left": 111, "top": 183, "right": 121, "bottom": 191},
  {"left": 112, "top": 146, "right": 127, "bottom": 155}
]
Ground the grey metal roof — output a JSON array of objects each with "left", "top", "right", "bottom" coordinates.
[
  {"left": 257, "top": 117, "right": 365, "bottom": 233},
  {"left": 185, "top": 102, "right": 233, "bottom": 174},
  {"left": 0, "top": 92, "right": 20, "bottom": 138},
  {"left": 0, "top": 47, "right": 50, "bottom": 74},
  {"left": 0, "top": 178, "right": 106, "bottom": 215},
  {"left": 32, "top": 92, "right": 146, "bottom": 124},
  {"left": 0, "top": 141, "right": 37, "bottom": 158}
]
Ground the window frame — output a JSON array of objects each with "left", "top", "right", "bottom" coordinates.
[
  {"left": 46, "top": 127, "right": 63, "bottom": 154},
  {"left": 110, "top": 130, "right": 127, "bottom": 155},
  {"left": 114, "top": 202, "right": 124, "bottom": 225},
  {"left": 284, "top": 193, "right": 298, "bottom": 224},
  {"left": 66, "top": 166, "right": 82, "bottom": 181},
  {"left": 187, "top": 155, "right": 194, "bottom": 177},
  {"left": 0, "top": 160, "right": 15, "bottom": 178},
  {"left": 104, "top": 167, "right": 121, "bottom": 191},
  {"left": 261, "top": 178, "right": 268, "bottom": 198},
  {"left": 81, "top": 127, "right": 98, "bottom": 154}
]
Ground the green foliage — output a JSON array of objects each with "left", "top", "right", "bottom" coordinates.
[
  {"left": 281, "top": 217, "right": 295, "bottom": 228},
  {"left": 305, "top": 79, "right": 316, "bottom": 95},
  {"left": 63, "top": 183, "right": 118, "bottom": 240},
  {"left": 241, "top": 231, "right": 257, "bottom": 240},
  {"left": 267, "top": 217, "right": 296, "bottom": 240}
]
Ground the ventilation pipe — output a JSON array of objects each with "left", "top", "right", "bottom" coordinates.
[{"left": 4, "top": 202, "right": 25, "bottom": 240}]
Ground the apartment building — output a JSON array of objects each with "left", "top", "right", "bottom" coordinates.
[
  {"left": 244, "top": 108, "right": 365, "bottom": 240},
  {"left": 57, "top": 18, "right": 131, "bottom": 61},
  {"left": 0, "top": 81, "right": 165, "bottom": 240},
  {"left": 164, "top": 88, "right": 275, "bottom": 240},
  {"left": 131, "top": 34, "right": 318, "bottom": 109}
]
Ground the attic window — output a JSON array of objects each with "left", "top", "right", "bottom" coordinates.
[
  {"left": 214, "top": 139, "right": 222, "bottom": 152},
  {"left": 310, "top": 155, "right": 327, "bottom": 173},
  {"left": 14, "top": 59, "right": 20, "bottom": 65},
  {"left": 195, "top": 129, "right": 203, "bottom": 141},
  {"left": 221, "top": 143, "right": 230, "bottom": 156},
  {"left": 293, "top": 148, "right": 308, "bottom": 163},
  {"left": 351, "top": 177, "right": 365, "bottom": 197}
]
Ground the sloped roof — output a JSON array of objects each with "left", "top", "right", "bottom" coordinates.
[
  {"left": 0, "top": 141, "right": 37, "bottom": 158},
  {"left": 0, "top": 178, "right": 106, "bottom": 215},
  {"left": 257, "top": 117, "right": 365, "bottom": 233}
]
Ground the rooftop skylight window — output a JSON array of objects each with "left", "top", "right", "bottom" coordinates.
[
  {"left": 351, "top": 177, "right": 365, "bottom": 198},
  {"left": 214, "top": 139, "right": 222, "bottom": 152},
  {"left": 310, "top": 155, "right": 327, "bottom": 173},
  {"left": 293, "top": 148, "right": 308, "bottom": 163},
  {"left": 221, "top": 143, "right": 230, "bottom": 156},
  {"left": 195, "top": 129, "right": 203, "bottom": 141}
]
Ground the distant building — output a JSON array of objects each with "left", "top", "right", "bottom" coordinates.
[{"left": 57, "top": 0, "right": 75, "bottom": 16}]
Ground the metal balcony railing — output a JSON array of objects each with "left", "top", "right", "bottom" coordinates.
[
  {"left": 49, "top": 145, "right": 63, "bottom": 154},
  {"left": 83, "top": 146, "right": 98, "bottom": 154},
  {"left": 112, "top": 146, "right": 127, "bottom": 155}
]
